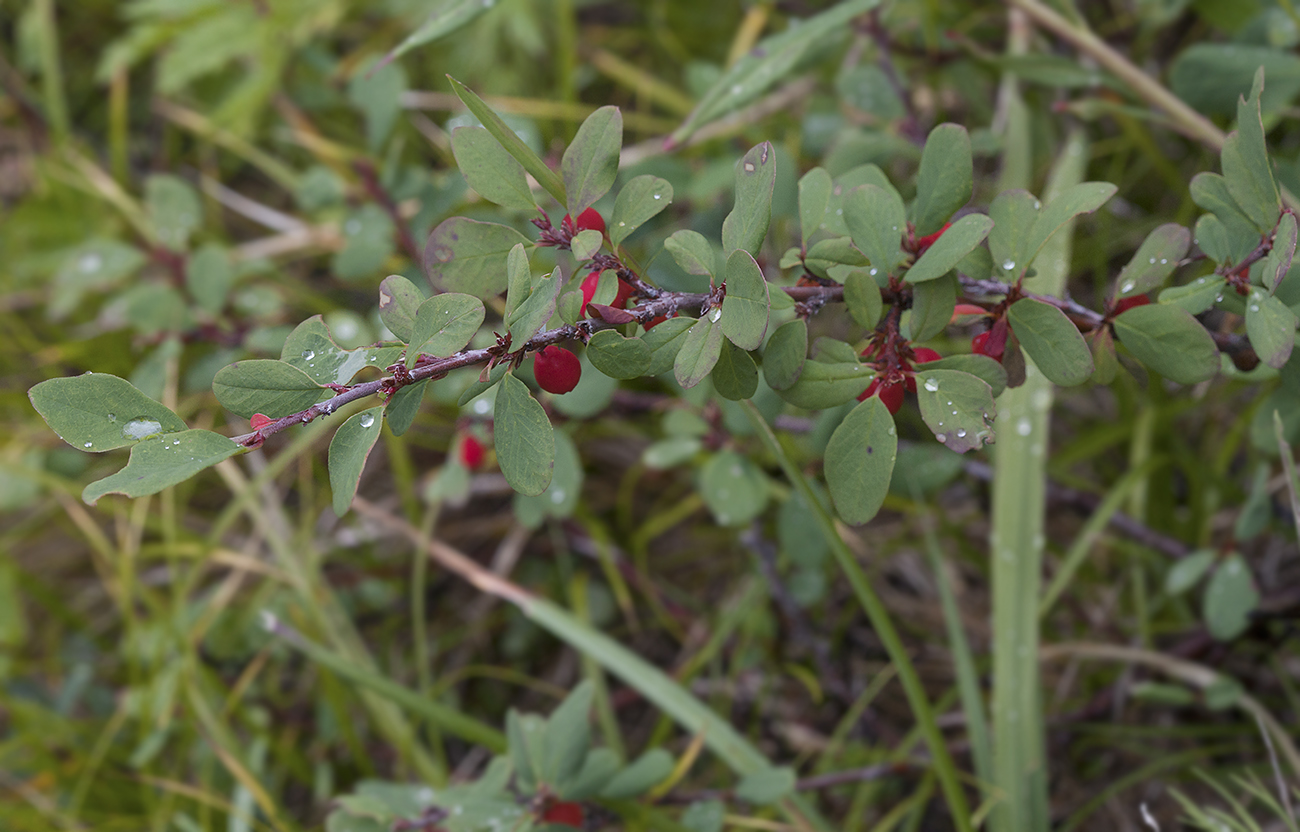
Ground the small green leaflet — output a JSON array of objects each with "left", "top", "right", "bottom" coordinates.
[
  {"left": 922, "top": 354, "right": 1008, "bottom": 398},
  {"left": 503, "top": 244, "right": 561, "bottom": 346},
  {"left": 664, "top": 230, "right": 716, "bottom": 278},
  {"left": 720, "top": 249, "right": 770, "bottom": 350},
  {"left": 585, "top": 329, "right": 651, "bottom": 379},
  {"left": 825, "top": 396, "right": 897, "bottom": 525},
  {"left": 328, "top": 407, "right": 385, "bottom": 516},
  {"left": 450, "top": 126, "right": 536, "bottom": 211},
  {"left": 1116, "top": 223, "right": 1191, "bottom": 297},
  {"left": 513, "top": 429, "right": 582, "bottom": 528},
  {"left": 1221, "top": 68, "right": 1280, "bottom": 233},
  {"left": 541, "top": 681, "right": 594, "bottom": 789},
  {"left": 494, "top": 373, "right": 555, "bottom": 496},
  {"left": 333, "top": 204, "right": 394, "bottom": 281},
  {"left": 570, "top": 229, "right": 603, "bottom": 261},
  {"left": 599, "top": 750, "right": 676, "bottom": 800},
  {"left": 988, "top": 189, "right": 1040, "bottom": 280},
  {"left": 281, "top": 316, "right": 403, "bottom": 386},
  {"left": 736, "top": 767, "right": 797, "bottom": 806},
  {"left": 845, "top": 184, "right": 904, "bottom": 276},
  {"left": 674, "top": 317, "right": 724, "bottom": 389},
  {"left": 609, "top": 175, "right": 672, "bottom": 247},
  {"left": 762, "top": 319, "right": 808, "bottom": 391},
  {"left": 212, "top": 360, "right": 324, "bottom": 419},
  {"left": 1021, "top": 182, "right": 1117, "bottom": 271},
  {"left": 1190, "top": 173, "right": 1260, "bottom": 265},
  {"left": 912, "top": 369, "right": 996, "bottom": 453},
  {"left": 408, "top": 293, "right": 486, "bottom": 366},
  {"left": 347, "top": 60, "right": 406, "bottom": 151},
  {"left": 186, "top": 243, "right": 234, "bottom": 316},
  {"left": 908, "top": 273, "right": 956, "bottom": 342},
  {"left": 699, "top": 451, "right": 768, "bottom": 526},
  {"left": 1262, "top": 211, "right": 1298, "bottom": 292},
  {"left": 643, "top": 316, "right": 696, "bottom": 376},
  {"left": 1006, "top": 298, "right": 1094, "bottom": 387},
  {"left": 1112, "top": 304, "right": 1220, "bottom": 384},
  {"left": 773, "top": 360, "right": 873, "bottom": 410},
  {"left": 1164, "top": 549, "right": 1216, "bottom": 595},
  {"left": 1203, "top": 553, "right": 1259, "bottom": 640},
  {"left": 385, "top": 380, "right": 427, "bottom": 437},
  {"left": 562, "top": 106, "right": 622, "bottom": 217},
  {"left": 906, "top": 214, "right": 993, "bottom": 284},
  {"left": 712, "top": 340, "right": 759, "bottom": 400},
  {"left": 145, "top": 174, "right": 202, "bottom": 251},
  {"left": 447, "top": 76, "right": 566, "bottom": 206},
  {"left": 29, "top": 373, "right": 187, "bottom": 453},
  {"left": 424, "top": 217, "right": 533, "bottom": 299},
  {"left": 82, "top": 430, "right": 241, "bottom": 504},
  {"left": 843, "top": 268, "right": 882, "bottom": 329},
  {"left": 721, "top": 142, "right": 777, "bottom": 257},
  {"left": 383, "top": 0, "right": 497, "bottom": 62},
  {"left": 798, "top": 167, "right": 832, "bottom": 248},
  {"left": 378, "top": 274, "right": 426, "bottom": 342},
  {"left": 910, "top": 124, "right": 972, "bottom": 237},
  {"left": 1245, "top": 289, "right": 1297, "bottom": 369}
]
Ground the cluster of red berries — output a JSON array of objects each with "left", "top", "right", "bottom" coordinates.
[
  {"left": 859, "top": 346, "right": 942, "bottom": 414},
  {"left": 538, "top": 800, "right": 584, "bottom": 828}
]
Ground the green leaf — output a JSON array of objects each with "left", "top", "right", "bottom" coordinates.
[
  {"left": 908, "top": 273, "right": 956, "bottom": 342},
  {"left": 281, "top": 317, "right": 403, "bottom": 387},
  {"left": 823, "top": 164, "right": 900, "bottom": 237},
  {"left": 805, "top": 237, "right": 869, "bottom": 276},
  {"left": 911, "top": 124, "right": 972, "bottom": 236},
  {"left": 512, "top": 429, "right": 583, "bottom": 527},
  {"left": 722, "top": 142, "right": 777, "bottom": 256},
  {"left": 599, "top": 749, "right": 675, "bottom": 800},
  {"left": 213, "top": 360, "right": 324, "bottom": 419},
  {"left": 1262, "top": 211, "right": 1298, "bottom": 292},
  {"left": 798, "top": 167, "right": 832, "bottom": 247},
  {"left": 186, "top": 243, "right": 235, "bottom": 316},
  {"left": 1021, "top": 182, "right": 1117, "bottom": 270},
  {"left": 508, "top": 711, "right": 546, "bottom": 792},
  {"left": 1222, "top": 68, "right": 1280, "bottom": 233},
  {"left": 1089, "top": 326, "right": 1118, "bottom": 385},
  {"left": 378, "top": 274, "right": 426, "bottom": 342},
  {"left": 1006, "top": 298, "right": 1094, "bottom": 386},
  {"left": 145, "top": 174, "right": 202, "bottom": 251},
  {"left": 736, "top": 767, "right": 796, "bottom": 806},
  {"left": 334, "top": 205, "right": 394, "bottom": 282},
  {"left": 447, "top": 76, "right": 566, "bottom": 205},
  {"left": 699, "top": 451, "right": 768, "bottom": 526},
  {"left": 669, "top": 0, "right": 880, "bottom": 143},
  {"left": 1116, "top": 223, "right": 1192, "bottom": 297},
  {"left": 609, "top": 175, "right": 672, "bottom": 247},
  {"left": 1203, "top": 554, "right": 1259, "bottom": 640},
  {"left": 586, "top": 329, "right": 651, "bottom": 379},
  {"left": 542, "top": 681, "right": 594, "bottom": 789},
  {"left": 1112, "top": 304, "right": 1221, "bottom": 384},
  {"left": 385, "top": 380, "right": 426, "bottom": 437},
  {"left": 665, "top": 230, "right": 717, "bottom": 278},
  {"left": 50, "top": 238, "right": 147, "bottom": 319},
  {"left": 1190, "top": 173, "right": 1260, "bottom": 264},
  {"left": 82, "top": 430, "right": 241, "bottom": 504},
  {"left": 644, "top": 316, "right": 697, "bottom": 376},
  {"left": 774, "top": 360, "right": 873, "bottom": 410},
  {"left": 907, "top": 214, "right": 993, "bottom": 285},
  {"left": 457, "top": 362, "right": 509, "bottom": 408},
  {"left": 1245, "top": 290, "right": 1297, "bottom": 369},
  {"left": 347, "top": 60, "right": 406, "bottom": 151},
  {"left": 29, "top": 373, "right": 188, "bottom": 453},
  {"left": 450, "top": 126, "right": 536, "bottom": 211},
  {"left": 494, "top": 373, "right": 555, "bottom": 496},
  {"left": 720, "top": 249, "right": 770, "bottom": 350},
  {"left": 988, "top": 189, "right": 1040, "bottom": 279},
  {"left": 1193, "top": 215, "right": 1233, "bottom": 267},
  {"left": 922, "top": 354, "right": 1008, "bottom": 398},
  {"left": 506, "top": 269, "right": 560, "bottom": 347},
  {"left": 845, "top": 184, "right": 904, "bottom": 276},
  {"left": 424, "top": 218, "right": 533, "bottom": 299},
  {"left": 1169, "top": 44, "right": 1300, "bottom": 117},
  {"left": 674, "top": 317, "right": 724, "bottom": 389},
  {"left": 762, "top": 319, "right": 808, "bottom": 391},
  {"left": 843, "top": 268, "right": 883, "bottom": 329},
  {"left": 328, "top": 407, "right": 385, "bottom": 516},
  {"left": 824, "top": 396, "right": 897, "bottom": 525},
  {"left": 570, "top": 228, "right": 603, "bottom": 261},
  {"left": 562, "top": 106, "right": 622, "bottom": 217},
  {"left": 385, "top": 0, "right": 497, "bottom": 62},
  {"left": 713, "top": 340, "right": 759, "bottom": 400},
  {"left": 681, "top": 800, "right": 726, "bottom": 832},
  {"left": 408, "top": 293, "right": 486, "bottom": 365},
  {"left": 562, "top": 748, "right": 621, "bottom": 800},
  {"left": 913, "top": 369, "right": 997, "bottom": 453}
]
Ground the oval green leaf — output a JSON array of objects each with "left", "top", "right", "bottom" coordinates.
[
  {"left": 29, "top": 373, "right": 188, "bottom": 453},
  {"left": 722, "top": 142, "right": 776, "bottom": 257},
  {"left": 609, "top": 175, "right": 672, "bottom": 247},
  {"left": 762, "top": 319, "right": 808, "bottom": 391},
  {"left": 845, "top": 184, "right": 904, "bottom": 276},
  {"left": 1116, "top": 223, "right": 1191, "bottom": 297},
  {"left": 213, "top": 360, "right": 324, "bottom": 419},
  {"left": 664, "top": 230, "right": 716, "bottom": 278},
  {"left": 378, "top": 274, "right": 426, "bottom": 342},
  {"left": 798, "top": 167, "right": 832, "bottom": 247},
  {"left": 424, "top": 217, "right": 533, "bottom": 299},
  {"left": 1112, "top": 304, "right": 1220, "bottom": 384},
  {"left": 409, "top": 292, "right": 486, "bottom": 363},
  {"left": 843, "top": 268, "right": 882, "bottom": 329},
  {"left": 674, "top": 317, "right": 724, "bottom": 389},
  {"left": 562, "top": 105, "right": 622, "bottom": 217},
  {"left": 1006, "top": 297, "right": 1094, "bottom": 387},
  {"left": 82, "top": 430, "right": 241, "bottom": 505},
  {"left": 908, "top": 272, "right": 956, "bottom": 342},
  {"left": 586, "top": 329, "right": 651, "bottom": 380},
  {"left": 773, "top": 360, "right": 873, "bottom": 410},
  {"left": 451, "top": 125, "right": 536, "bottom": 211},
  {"left": 720, "top": 249, "right": 770, "bottom": 350},
  {"left": 1203, "top": 553, "right": 1260, "bottom": 641},
  {"left": 494, "top": 373, "right": 555, "bottom": 496},
  {"left": 825, "top": 396, "right": 897, "bottom": 525},
  {"left": 699, "top": 450, "right": 768, "bottom": 527},
  {"left": 712, "top": 340, "right": 759, "bottom": 401},
  {"left": 1245, "top": 290, "right": 1297, "bottom": 369},
  {"left": 328, "top": 406, "right": 386, "bottom": 516},
  {"left": 912, "top": 369, "right": 997, "bottom": 453},
  {"left": 911, "top": 123, "right": 972, "bottom": 237}
]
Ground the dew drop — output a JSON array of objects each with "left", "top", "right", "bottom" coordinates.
[
  {"left": 1160, "top": 258, "right": 1168, "bottom": 264},
  {"left": 956, "top": 428, "right": 967, "bottom": 438},
  {"left": 359, "top": 413, "right": 375, "bottom": 428},
  {"left": 301, "top": 349, "right": 316, "bottom": 361},
  {"left": 731, "top": 84, "right": 743, "bottom": 95},
  {"left": 936, "top": 433, "right": 947, "bottom": 443},
  {"left": 107, "top": 414, "right": 116, "bottom": 422},
  {"left": 473, "top": 399, "right": 491, "bottom": 414},
  {"left": 1002, "top": 259, "right": 1016, "bottom": 271},
  {"left": 1149, "top": 257, "right": 1156, "bottom": 265},
  {"left": 924, "top": 378, "right": 939, "bottom": 392},
  {"left": 172, "top": 439, "right": 180, "bottom": 446},
  {"left": 618, "top": 221, "right": 626, "bottom": 226},
  {"left": 122, "top": 418, "right": 163, "bottom": 441},
  {"left": 1215, "top": 294, "right": 1224, "bottom": 302},
  {"left": 1250, "top": 304, "right": 1260, "bottom": 312},
  {"left": 709, "top": 307, "right": 722, "bottom": 322},
  {"left": 84, "top": 441, "right": 93, "bottom": 448},
  {"left": 1033, "top": 200, "right": 1041, "bottom": 209},
  {"left": 653, "top": 193, "right": 662, "bottom": 200},
  {"left": 1017, "top": 417, "right": 1032, "bottom": 436},
  {"left": 550, "top": 488, "right": 566, "bottom": 504},
  {"left": 869, "top": 268, "right": 878, "bottom": 276},
  {"left": 835, "top": 208, "right": 843, "bottom": 215},
  {"left": 79, "top": 253, "right": 102, "bottom": 273},
  {"left": 1121, "top": 281, "right": 1135, "bottom": 293}
]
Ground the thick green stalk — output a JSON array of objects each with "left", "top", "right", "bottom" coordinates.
[
  {"left": 989, "top": 95, "right": 1089, "bottom": 831},
  {"left": 742, "top": 401, "right": 974, "bottom": 832}
]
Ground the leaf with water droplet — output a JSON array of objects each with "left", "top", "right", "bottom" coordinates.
[
  {"left": 1159, "top": 275, "right": 1226, "bottom": 315},
  {"left": 282, "top": 316, "right": 403, "bottom": 386},
  {"left": 213, "top": 360, "right": 325, "bottom": 419},
  {"left": 844, "top": 184, "right": 905, "bottom": 277},
  {"left": 609, "top": 175, "right": 673, "bottom": 247},
  {"left": 722, "top": 142, "right": 777, "bottom": 257},
  {"left": 82, "top": 430, "right": 240, "bottom": 504},
  {"left": 1115, "top": 223, "right": 1190, "bottom": 298},
  {"left": 919, "top": 354, "right": 1008, "bottom": 397},
  {"left": 1245, "top": 291, "right": 1297, "bottom": 369},
  {"left": 494, "top": 373, "right": 555, "bottom": 496},
  {"left": 328, "top": 406, "right": 386, "bottom": 516},
  {"left": 30, "top": 373, "right": 187, "bottom": 453},
  {"left": 673, "top": 317, "right": 724, "bottom": 389},
  {"left": 824, "top": 396, "right": 897, "bottom": 525},
  {"left": 913, "top": 369, "right": 996, "bottom": 453},
  {"left": 843, "top": 268, "right": 882, "bottom": 330}
]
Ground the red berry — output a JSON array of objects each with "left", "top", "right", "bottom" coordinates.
[
  {"left": 541, "top": 801, "right": 584, "bottom": 828},
  {"left": 533, "top": 345, "right": 582, "bottom": 394},
  {"left": 1113, "top": 293, "right": 1150, "bottom": 315},
  {"left": 579, "top": 271, "right": 635, "bottom": 317},
  {"left": 858, "top": 377, "right": 904, "bottom": 414},
  {"left": 914, "top": 222, "right": 952, "bottom": 255},
  {"left": 250, "top": 413, "right": 273, "bottom": 430},
  {"left": 458, "top": 435, "right": 484, "bottom": 469},
  {"left": 971, "top": 330, "right": 1005, "bottom": 362},
  {"left": 645, "top": 310, "right": 676, "bottom": 330},
  {"left": 912, "top": 347, "right": 942, "bottom": 364},
  {"left": 572, "top": 207, "right": 605, "bottom": 235}
]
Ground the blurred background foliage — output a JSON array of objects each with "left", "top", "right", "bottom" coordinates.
[{"left": 2, "top": 0, "right": 1299, "bottom": 830}]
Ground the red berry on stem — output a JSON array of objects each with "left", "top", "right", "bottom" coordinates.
[
  {"left": 1113, "top": 293, "right": 1150, "bottom": 315},
  {"left": 541, "top": 801, "right": 584, "bottom": 828},
  {"left": 858, "top": 377, "right": 904, "bottom": 414},
  {"left": 533, "top": 345, "right": 582, "bottom": 394},
  {"left": 458, "top": 435, "right": 484, "bottom": 469},
  {"left": 573, "top": 207, "right": 605, "bottom": 235},
  {"left": 912, "top": 347, "right": 942, "bottom": 364},
  {"left": 579, "top": 270, "right": 601, "bottom": 316}
]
